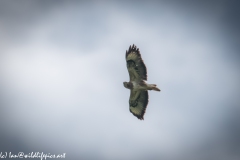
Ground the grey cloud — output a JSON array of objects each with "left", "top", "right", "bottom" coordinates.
[{"left": 0, "top": 1, "right": 240, "bottom": 160}]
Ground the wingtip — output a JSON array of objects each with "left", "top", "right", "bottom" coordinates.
[
  {"left": 128, "top": 44, "right": 138, "bottom": 51},
  {"left": 126, "top": 44, "right": 142, "bottom": 60},
  {"left": 136, "top": 116, "right": 144, "bottom": 120}
]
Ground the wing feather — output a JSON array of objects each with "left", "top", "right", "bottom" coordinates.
[
  {"left": 126, "top": 44, "right": 147, "bottom": 81},
  {"left": 129, "top": 90, "right": 149, "bottom": 120}
]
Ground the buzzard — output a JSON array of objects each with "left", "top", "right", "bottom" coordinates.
[{"left": 123, "top": 44, "right": 160, "bottom": 120}]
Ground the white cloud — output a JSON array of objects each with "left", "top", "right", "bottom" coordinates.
[{"left": 0, "top": 1, "right": 239, "bottom": 160}]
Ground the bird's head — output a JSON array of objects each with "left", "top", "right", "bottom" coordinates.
[
  {"left": 123, "top": 82, "right": 133, "bottom": 89},
  {"left": 123, "top": 82, "right": 128, "bottom": 88}
]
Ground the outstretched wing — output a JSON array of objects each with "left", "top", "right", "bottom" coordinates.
[
  {"left": 126, "top": 44, "right": 147, "bottom": 82},
  {"left": 129, "top": 90, "right": 149, "bottom": 120}
]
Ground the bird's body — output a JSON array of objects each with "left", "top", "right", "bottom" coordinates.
[
  {"left": 123, "top": 44, "right": 160, "bottom": 120},
  {"left": 132, "top": 81, "right": 144, "bottom": 91},
  {"left": 124, "top": 81, "right": 160, "bottom": 92}
]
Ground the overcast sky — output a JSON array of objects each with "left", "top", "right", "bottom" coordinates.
[{"left": 0, "top": 1, "right": 240, "bottom": 160}]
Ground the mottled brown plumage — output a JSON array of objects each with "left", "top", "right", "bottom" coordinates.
[{"left": 123, "top": 44, "right": 160, "bottom": 120}]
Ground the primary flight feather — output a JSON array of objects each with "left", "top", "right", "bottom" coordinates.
[{"left": 123, "top": 44, "right": 160, "bottom": 120}]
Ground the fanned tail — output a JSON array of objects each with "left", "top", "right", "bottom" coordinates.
[{"left": 148, "top": 84, "right": 161, "bottom": 92}]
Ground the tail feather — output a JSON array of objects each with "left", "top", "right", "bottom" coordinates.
[
  {"left": 152, "top": 86, "right": 160, "bottom": 91},
  {"left": 148, "top": 84, "right": 161, "bottom": 92}
]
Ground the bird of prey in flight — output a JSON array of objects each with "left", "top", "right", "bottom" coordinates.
[{"left": 123, "top": 44, "right": 160, "bottom": 120}]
